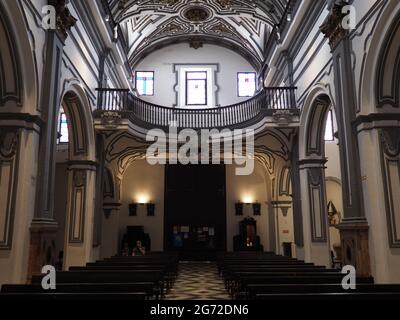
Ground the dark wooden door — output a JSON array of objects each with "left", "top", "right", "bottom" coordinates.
[{"left": 164, "top": 164, "right": 227, "bottom": 258}]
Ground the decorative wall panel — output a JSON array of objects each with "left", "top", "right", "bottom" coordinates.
[{"left": 0, "top": 128, "right": 20, "bottom": 250}]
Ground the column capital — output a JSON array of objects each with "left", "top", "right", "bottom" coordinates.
[
  {"left": 67, "top": 160, "right": 99, "bottom": 171},
  {"left": 270, "top": 200, "right": 292, "bottom": 208},
  {"left": 103, "top": 202, "right": 122, "bottom": 219},
  {"left": 298, "top": 158, "right": 327, "bottom": 170},
  {"left": 320, "top": 1, "right": 349, "bottom": 50},
  {"left": 30, "top": 218, "right": 58, "bottom": 229},
  {"left": 49, "top": 0, "right": 77, "bottom": 43},
  {"left": 339, "top": 216, "right": 369, "bottom": 228}
]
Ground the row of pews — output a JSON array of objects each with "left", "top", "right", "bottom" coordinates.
[
  {"left": 0, "top": 252, "right": 178, "bottom": 301},
  {"left": 217, "top": 252, "right": 400, "bottom": 301}
]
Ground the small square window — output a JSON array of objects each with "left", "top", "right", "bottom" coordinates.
[
  {"left": 136, "top": 71, "right": 154, "bottom": 96},
  {"left": 238, "top": 72, "right": 256, "bottom": 97}
]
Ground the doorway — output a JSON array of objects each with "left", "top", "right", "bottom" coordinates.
[{"left": 164, "top": 164, "right": 227, "bottom": 260}]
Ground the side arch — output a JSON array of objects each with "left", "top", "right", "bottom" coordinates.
[
  {"left": 0, "top": 0, "right": 38, "bottom": 112},
  {"left": 360, "top": 1, "right": 400, "bottom": 112},
  {"left": 299, "top": 86, "right": 334, "bottom": 160},
  {"left": 59, "top": 83, "right": 96, "bottom": 162}
]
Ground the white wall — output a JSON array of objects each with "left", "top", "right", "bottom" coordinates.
[
  {"left": 325, "top": 141, "right": 341, "bottom": 180},
  {"left": 0, "top": 131, "right": 39, "bottom": 284},
  {"left": 275, "top": 206, "right": 296, "bottom": 256},
  {"left": 323, "top": 110, "right": 342, "bottom": 254},
  {"left": 134, "top": 43, "right": 256, "bottom": 107},
  {"left": 116, "top": 161, "right": 272, "bottom": 255},
  {"left": 120, "top": 160, "right": 165, "bottom": 252},
  {"left": 326, "top": 180, "right": 342, "bottom": 252},
  {"left": 54, "top": 163, "right": 68, "bottom": 262},
  {"left": 225, "top": 162, "right": 270, "bottom": 252}
]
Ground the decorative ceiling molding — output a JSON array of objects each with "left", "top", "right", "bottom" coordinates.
[{"left": 108, "top": 0, "right": 290, "bottom": 70}]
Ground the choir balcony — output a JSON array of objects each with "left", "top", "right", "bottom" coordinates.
[{"left": 93, "top": 87, "right": 300, "bottom": 135}]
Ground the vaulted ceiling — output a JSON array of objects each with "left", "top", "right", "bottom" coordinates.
[{"left": 108, "top": 0, "right": 291, "bottom": 70}]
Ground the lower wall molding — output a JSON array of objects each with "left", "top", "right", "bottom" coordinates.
[
  {"left": 68, "top": 169, "right": 87, "bottom": 244},
  {"left": 307, "top": 167, "right": 328, "bottom": 243},
  {"left": 380, "top": 127, "right": 400, "bottom": 247},
  {"left": 0, "top": 127, "right": 20, "bottom": 250}
]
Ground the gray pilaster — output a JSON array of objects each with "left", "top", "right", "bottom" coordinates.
[
  {"left": 299, "top": 159, "right": 329, "bottom": 243},
  {"left": 320, "top": 1, "right": 366, "bottom": 223},
  {"left": 320, "top": 2, "right": 371, "bottom": 276},
  {"left": 331, "top": 37, "right": 366, "bottom": 222},
  {"left": 291, "top": 141, "right": 304, "bottom": 246},
  {"left": 93, "top": 134, "right": 105, "bottom": 246},
  {"left": 33, "top": 30, "right": 65, "bottom": 223}
]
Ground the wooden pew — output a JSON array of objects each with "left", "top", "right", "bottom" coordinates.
[
  {"left": 216, "top": 252, "right": 383, "bottom": 299},
  {"left": 242, "top": 283, "right": 400, "bottom": 300},
  {"left": 0, "top": 253, "right": 179, "bottom": 301},
  {"left": 0, "top": 292, "right": 148, "bottom": 301},
  {"left": 1, "top": 282, "right": 158, "bottom": 298}
]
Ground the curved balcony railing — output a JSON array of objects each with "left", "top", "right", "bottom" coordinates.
[{"left": 96, "top": 87, "right": 297, "bottom": 129}]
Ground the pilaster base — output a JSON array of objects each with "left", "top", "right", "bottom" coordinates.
[
  {"left": 338, "top": 218, "right": 371, "bottom": 277},
  {"left": 27, "top": 219, "right": 58, "bottom": 282}
]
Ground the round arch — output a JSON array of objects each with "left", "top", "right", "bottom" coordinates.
[
  {"left": 59, "top": 83, "right": 96, "bottom": 162},
  {"left": 360, "top": 1, "right": 400, "bottom": 113},
  {"left": 0, "top": 0, "right": 38, "bottom": 112},
  {"left": 299, "top": 86, "right": 334, "bottom": 160},
  {"left": 53, "top": 84, "right": 98, "bottom": 268}
]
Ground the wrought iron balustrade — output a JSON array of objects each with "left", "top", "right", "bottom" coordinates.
[{"left": 96, "top": 87, "right": 297, "bottom": 129}]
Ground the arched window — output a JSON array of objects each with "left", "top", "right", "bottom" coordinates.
[
  {"left": 324, "top": 109, "right": 335, "bottom": 141},
  {"left": 57, "top": 107, "right": 69, "bottom": 144}
]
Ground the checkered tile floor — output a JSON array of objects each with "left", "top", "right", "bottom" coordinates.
[{"left": 165, "top": 262, "right": 231, "bottom": 300}]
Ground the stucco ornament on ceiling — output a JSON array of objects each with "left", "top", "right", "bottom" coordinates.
[{"left": 107, "top": 0, "right": 291, "bottom": 70}]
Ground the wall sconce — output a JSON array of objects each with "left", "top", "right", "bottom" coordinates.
[
  {"left": 235, "top": 202, "right": 244, "bottom": 216},
  {"left": 327, "top": 201, "right": 341, "bottom": 226},
  {"left": 104, "top": 208, "right": 112, "bottom": 219},
  {"left": 129, "top": 203, "right": 137, "bottom": 216},
  {"left": 253, "top": 202, "right": 261, "bottom": 216},
  {"left": 147, "top": 203, "right": 155, "bottom": 216},
  {"left": 236, "top": 201, "right": 261, "bottom": 216}
]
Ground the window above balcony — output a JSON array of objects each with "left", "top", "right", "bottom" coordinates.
[
  {"left": 174, "top": 64, "right": 218, "bottom": 109},
  {"left": 238, "top": 72, "right": 256, "bottom": 97},
  {"left": 186, "top": 71, "right": 207, "bottom": 106},
  {"left": 136, "top": 71, "right": 154, "bottom": 96}
]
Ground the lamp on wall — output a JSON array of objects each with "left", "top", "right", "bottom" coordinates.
[
  {"left": 235, "top": 202, "right": 244, "bottom": 216},
  {"left": 129, "top": 201, "right": 155, "bottom": 217},
  {"left": 147, "top": 203, "right": 155, "bottom": 216},
  {"left": 129, "top": 203, "right": 137, "bottom": 216},
  {"left": 252, "top": 202, "right": 261, "bottom": 216},
  {"left": 236, "top": 199, "right": 262, "bottom": 216}
]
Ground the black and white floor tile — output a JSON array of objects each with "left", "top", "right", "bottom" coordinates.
[{"left": 165, "top": 262, "right": 231, "bottom": 300}]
